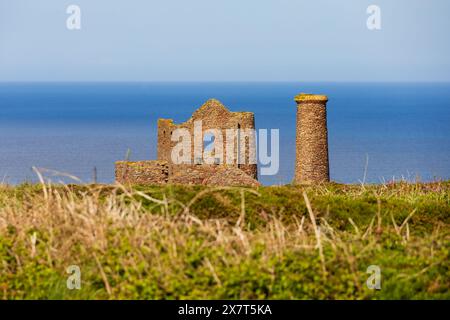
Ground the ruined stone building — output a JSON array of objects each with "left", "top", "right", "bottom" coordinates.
[
  {"left": 115, "top": 93, "right": 330, "bottom": 186},
  {"left": 115, "top": 99, "right": 260, "bottom": 187}
]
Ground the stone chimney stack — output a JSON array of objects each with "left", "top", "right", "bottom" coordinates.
[{"left": 294, "top": 93, "right": 330, "bottom": 184}]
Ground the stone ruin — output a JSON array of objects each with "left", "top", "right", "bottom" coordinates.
[
  {"left": 115, "top": 99, "right": 260, "bottom": 187},
  {"left": 115, "top": 93, "right": 330, "bottom": 186},
  {"left": 293, "top": 93, "right": 330, "bottom": 184}
]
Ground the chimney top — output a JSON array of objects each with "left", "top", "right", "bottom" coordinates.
[{"left": 294, "top": 93, "right": 328, "bottom": 103}]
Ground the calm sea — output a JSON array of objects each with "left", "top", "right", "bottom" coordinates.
[{"left": 0, "top": 82, "right": 449, "bottom": 185}]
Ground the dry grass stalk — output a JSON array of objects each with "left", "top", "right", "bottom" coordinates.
[{"left": 302, "top": 191, "right": 327, "bottom": 278}]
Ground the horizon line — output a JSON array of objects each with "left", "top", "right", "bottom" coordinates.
[{"left": 1, "top": 80, "right": 450, "bottom": 84}]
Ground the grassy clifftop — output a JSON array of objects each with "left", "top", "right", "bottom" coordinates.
[{"left": 0, "top": 181, "right": 449, "bottom": 299}]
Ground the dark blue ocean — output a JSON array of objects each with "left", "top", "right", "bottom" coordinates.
[{"left": 0, "top": 82, "right": 449, "bottom": 185}]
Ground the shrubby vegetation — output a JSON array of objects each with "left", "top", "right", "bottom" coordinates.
[{"left": 0, "top": 181, "right": 448, "bottom": 299}]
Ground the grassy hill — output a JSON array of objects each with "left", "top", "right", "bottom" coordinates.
[{"left": 0, "top": 181, "right": 448, "bottom": 299}]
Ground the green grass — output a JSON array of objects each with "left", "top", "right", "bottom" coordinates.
[{"left": 0, "top": 181, "right": 448, "bottom": 299}]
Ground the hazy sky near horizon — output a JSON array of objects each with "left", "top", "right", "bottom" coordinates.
[{"left": 1, "top": 0, "right": 449, "bottom": 82}]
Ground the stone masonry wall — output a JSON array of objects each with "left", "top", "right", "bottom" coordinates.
[
  {"left": 169, "top": 164, "right": 260, "bottom": 187},
  {"left": 115, "top": 160, "right": 169, "bottom": 185},
  {"left": 157, "top": 99, "right": 258, "bottom": 180}
]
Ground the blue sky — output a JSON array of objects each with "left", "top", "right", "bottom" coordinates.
[{"left": 1, "top": 0, "right": 449, "bottom": 81}]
